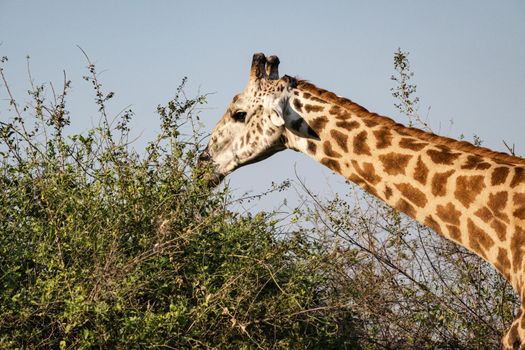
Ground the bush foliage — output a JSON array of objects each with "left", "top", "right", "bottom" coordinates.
[
  {"left": 0, "top": 51, "right": 518, "bottom": 349},
  {"left": 0, "top": 56, "right": 360, "bottom": 349}
]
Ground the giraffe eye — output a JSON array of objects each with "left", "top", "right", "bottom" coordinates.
[{"left": 232, "top": 111, "right": 247, "bottom": 123}]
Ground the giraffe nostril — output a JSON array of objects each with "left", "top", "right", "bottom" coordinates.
[{"left": 198, "top": 149, "right": 211, "bottom": 163}]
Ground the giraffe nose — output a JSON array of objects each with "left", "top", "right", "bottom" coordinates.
[{"left": 198, "top": 147, "right": 211, "bottom": 163}]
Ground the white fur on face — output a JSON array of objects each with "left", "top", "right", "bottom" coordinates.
[{"left": 206, "top": 80, "right": 292, "bottom": 175}]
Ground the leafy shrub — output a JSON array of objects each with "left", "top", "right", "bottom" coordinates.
[
  {"left": 0, "top": 50, "right": 518, "bottom": 350},
  {"left": 0, "top": 56, "right": 360, "bottom": 349}
]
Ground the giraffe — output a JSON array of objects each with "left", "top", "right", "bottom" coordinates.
[{"left": 198, "top": 53, "right": 525, "bottom": 349}]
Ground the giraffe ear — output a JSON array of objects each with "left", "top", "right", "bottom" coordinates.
[
  {"left": 250, "top": 53, "right": 267, "bottom": 81},
  {"left": 266, "top": 55, "right": 280, "bottom": 80},
  {"left": 283, "top": 102, "right": 320, "bottom": 140}
]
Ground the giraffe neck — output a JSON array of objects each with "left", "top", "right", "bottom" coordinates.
[{"left": 283, "top": 81, "right": 525, "bottom": 289}]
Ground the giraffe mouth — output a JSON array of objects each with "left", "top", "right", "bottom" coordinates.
[
  {"left": 196, "top": 148, "right": 225, "bottom": 188},
  {"left": 202, "top": 171, "right": 225, "bottom": 188},
  {"left": 194, "top": 163, "right": 225, "bottom": 188}
]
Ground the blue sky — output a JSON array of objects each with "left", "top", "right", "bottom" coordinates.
[{"left": 1, "top": 1, "right": 524, "bottom": 212}]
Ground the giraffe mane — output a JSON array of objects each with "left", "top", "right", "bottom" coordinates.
[{"left": 297, "top": 79, "right": 525, "bottom": 167}]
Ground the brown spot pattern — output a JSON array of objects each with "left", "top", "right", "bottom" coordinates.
[
  {"left": 399, "top": 138, "right": 428, "bottom": 151},
  {"left": 351, "top": 161, "right": 381, "bottom": 185},
  {"left": 363, "top": 119, "right": 379, "bottom": 127},
  {"left": 431, "top": 170, "right": 455, "bottom": 197},
  {"left": 446, "top": 225, "right": 462, "bottom": 241},
  {"left": 378, "top": 152, "right": 413, "bottom": 176},
  {"left": 396, "top": 198, "right": 416, "bottom": 218},
  {"left": 461, "top": 155, "right": 491, "bottom": 170},
  {"left": 427, "top": 147, "right": 461, "bottom": 165},
  {"left": 364, "top": 183, "right": 379, "bottom": 197},
  {"left": 474, "top": 207, "right": 492, "bottom": 223},
  {"left": 491, "top": 166, "right": 510, "bottom": 186},
  {"left": 373, "top": 128, "right": 393, "bottom": 149},
  {"left": 353, "top": 131, "right": 371, "bottom": 155},
  {"left": 495, "top": 247, "right": 511, "bottom": 280},
  {"left": 309, "top": 96, "right": 327, "bottom": 104},
  {"left": 330, "top": 129, "right": 349, "bottom": 152},
  {"left": 328, "top": 106, "right": 351, "bottom": 120},
  {"left": 488, "top": 192, "right": 509, "bottom": 221},
  {"left": 321, "top": 157, "right": 341, "bottom": 174},
  {"left": 414, "top": 156, "right": 429, "bottom": 185},
  {"left": 336, "top": 120, "right": 360, "bottom": 131},
  {"left": 455, "top": 175, "right": 486, "bottom": 207},
  {"left": 307, "top": 140, "right": 317, "bottom": 155},
  {"left": 424, "top": 215, "right": 441, "bottom": 233},
  {"left": 323, "top": 141, "right": 342, "bottom": 158},
  {"left": 513, "top": 193, "right": 525, "bottom": 220},
  {"left": 347, "top": 173, "right": 363, "bottom": 185},
  {"left": 293, "top": 98, "right": 303, "bottom": 112},
  {"left": 304, "top": 104, "right": 324, "bottom": 113},
  {"left": 310, "top": 116, "right": 329, "bottom": 133},
  {"left": 385, "top": 186, "right": 393, "bottom": 199},
  {"left": 511, "top": 167, "right": 525, "bottom": 188},
  {"left": 329, "top": 105, "right": 343, "bottom": 116},
  {"left": 483, "top": 211, "right": 505, "bottom": 246},
  {"left": 491, "top": 219, "right": 507, "bottom": 241},
  {"left": 467, "top": 218, "right": 495, "bottom": 257},
  {"left": 511, "top": 226, "right": 525, "bottom": 273},
  {"left": 395, "top": 183, "right": 428, "bottom": 208},
  {"left": 348, "top": 173, "right": 378, "bottom": 197},
  {"left": 348, "top": 173, "right": 379, "bottom": 198},
  {"left": 436, "top": 202, "right": 462, "bottom": 226}
]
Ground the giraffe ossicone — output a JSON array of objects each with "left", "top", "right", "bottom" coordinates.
[{"left": 199, "top": 53, "right": 525, "bottom": 349}]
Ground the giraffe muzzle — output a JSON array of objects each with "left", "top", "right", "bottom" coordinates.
[{"left": 196, "top": 147, "right": 225, "bottom": 187}]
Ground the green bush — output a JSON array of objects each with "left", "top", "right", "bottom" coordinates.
[
  {"left": 0, "top": 50, "right": 517, "bottom": 350},
  {"left": 0, "top": 57, "right": 360, "bottom": 349}
]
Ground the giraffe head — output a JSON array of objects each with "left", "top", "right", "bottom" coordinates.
[{"left": 199, "top": 53, "right": 312, "bottom": 185}]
